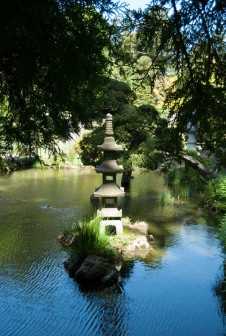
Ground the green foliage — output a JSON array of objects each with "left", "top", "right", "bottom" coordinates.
[
  {"left": 218, "top": 215, "right": 226, "bottom": 251},
  {"left": 108, "top": 231, "right": 133, "bottom": 247},
  {"left": 0, "top": 0, "right": 120, "bottom": 155},
  {"left": 69, "top": 216, "right": 115, "bottom": 260},
  {"left": 0, "top": 158, "right": 4, "bottom": 171},
  {"left": 112, "top": 32, "right": 165, "bottom": 109},
  {"left": 166, "top": 168, "right": 182, "bottom": 187},
  {"left": 184, "top": 150, "right": 212, "bottom": 170},
  {"left": 77, "top": 77, "right": 162, "bottom": 175},
  {"left": 125, "top": 0, "right": 226, "bottom": 166},
  {"left": 92, "top": 78, "right": 136, "bottom": 123},
  {"left": 137, "top": 137, "right": 167, "bottom": 171},
  {"left": 65, "top": 149, "right": 82, "bottom": 167},
  {"left": 205, "top": 177, "right": 226, "bottom": 212},
  {"left": 76, "top": 129, "right": 104, "bottom": 167}
]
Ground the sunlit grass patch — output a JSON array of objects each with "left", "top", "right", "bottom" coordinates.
[{"left": 69, "top": 216, "right": 115, "bottom": 260}]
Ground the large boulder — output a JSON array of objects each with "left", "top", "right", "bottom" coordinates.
[
  {"left": 64, "top": 259, "right": 80, "bottom": 278},
  {"left": 101, "top": 270, "right": 119, "bottom": 286},
  {"left": 75, "top": 255, "right": 107, "bottom": 282},
  {"left": 126, "top": 235, "right": 150, "bottom": 251},
  {"left": 123, "top": 219, "right": 149, "bottom": 235},
  {"left": 124, "top": 235, "right": 151, "bottom": 258},
  {"left": 70, "top": 255, "right": 120, "bottom": 287}
]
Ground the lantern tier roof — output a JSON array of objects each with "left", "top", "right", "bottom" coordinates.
[
  {"left": 94, "top": 183, "right": 125, "bottom": 197},
  {"left": 97, "top": 137, "right": 122, "bottom": 151},
  {"left": 96, "top": 160, "right": 123, "bottom": 173},
  {"left": 97, "top": 208, "right": 122, "bottom": 218}
]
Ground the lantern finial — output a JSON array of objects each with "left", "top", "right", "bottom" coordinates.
[{"left": 105, "top": 113, "right": 114, "bottom": 136}]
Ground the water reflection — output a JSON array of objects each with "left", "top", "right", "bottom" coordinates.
[
  {"left": 0, "top": 169, "right": 225, "bottom": 336},
  {"left": 76, "top": 284, "right": 129, "bottom": 335},
  {"left": 214, "top": 266, "right": 226, "bottom": 326}
]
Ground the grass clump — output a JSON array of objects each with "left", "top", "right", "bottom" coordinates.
[
  {"left": 165, "top": 168, "right": 181, "bottom": 187},
  {"left": 108, "top": 231, "right": 134, "bottom": 247},
  {"left": 157, "top": 191, "right": 175, "bottom": 206},
  {"left": 69, "top": 216, "right": 115, "bottom": 260}
]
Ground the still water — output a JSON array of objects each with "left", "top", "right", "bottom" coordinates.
[{"left": 0, "top": 169, "right": 225, "bottom": 336}]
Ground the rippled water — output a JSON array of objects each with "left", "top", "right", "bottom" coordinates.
[{"left": 0, "top": 169, "right": 225, "bottom": 336}]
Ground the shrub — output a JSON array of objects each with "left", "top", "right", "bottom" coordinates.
[
  {"left": 218, "top": 215, "right": 226, "bottom": 252},
  {"left": 205, "top": 177, "right": 226, "bottom": 212}
]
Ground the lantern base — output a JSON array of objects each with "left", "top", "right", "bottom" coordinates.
[{"left": 99, "top": 219, "right": 123, "bottom": 236}]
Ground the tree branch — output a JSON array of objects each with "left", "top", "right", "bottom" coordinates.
[{"left": 179, "top": 151, "right": 214, "bottom": 177}]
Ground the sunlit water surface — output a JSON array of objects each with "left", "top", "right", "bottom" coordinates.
[{"left": 0, "top": 169, "right": 225, "bottom": 336}]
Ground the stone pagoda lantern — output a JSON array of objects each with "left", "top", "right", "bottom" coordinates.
[
  {"left": 187, "top": 122, "right": 197, "bottom": 152},
  {"left": 94, "top": 114, "right": 125, "bottom": 235}
]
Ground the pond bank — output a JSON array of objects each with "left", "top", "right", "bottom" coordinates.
[{"left": 0, "top": 156, "right": 36, "bottom": 172}]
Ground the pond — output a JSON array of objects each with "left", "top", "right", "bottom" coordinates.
[{"left": 0, "top": 168, "right": 225, "bottom": 336}]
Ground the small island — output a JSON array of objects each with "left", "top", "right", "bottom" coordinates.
[{"left": 58, "top": 216, "right": 155, "bottom": 287}]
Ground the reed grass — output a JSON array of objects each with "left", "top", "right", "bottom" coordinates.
[
  {"left": 69, "top": 216, "right": 115, "bottom": 260},
  {"left": 165, "top": 168, "right": 190, "bottom": 199},
  {"left": 179, "top": 185, "right": 190, "bottom": 198},
  {"left": 157, "top": 191, "right": 175, "bottom": 206}
]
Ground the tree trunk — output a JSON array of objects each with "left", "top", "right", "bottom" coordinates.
[{"left": 121, "top": 170, "right": 132, "bottom": 190}]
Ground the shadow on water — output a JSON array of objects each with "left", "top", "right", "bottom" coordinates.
[
  {"left": 214, "top": 260, "right": 226, "bottom": 326},
  {"left": 76, "top": 284, "right": 129, "bottom": 336},
  {"left": 72, "top": 256, "right": 165, "bottom": 336}
]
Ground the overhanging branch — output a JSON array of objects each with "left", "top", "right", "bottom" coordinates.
[{"left": 179, "top": 151, "right": 213, "bottom": 178}]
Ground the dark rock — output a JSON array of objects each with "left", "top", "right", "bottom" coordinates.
[
  {"left": 75, "top": 255, "right": 107, "bottom": 282},
  {"left": 123, "top": 220, "right": 149, "bottom": 235},
  {"left": 64, "top": 259, "right": 80, "bottom": 278},
  {"left": 101, "top": 270, "right": 119, "bottom": 287},
  {"left": 64, "top": 261, "right": 76, "bottom": 278},
  {"left": 57, "top": 234, "right": 74, "bottom": 247},
  {"left": 147, "top": 234, "right": 155, "bottom": 244}
]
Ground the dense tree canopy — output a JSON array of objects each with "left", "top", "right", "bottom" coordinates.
[
  {"left": 0, "top": 0, "right": 121, "bottom": 155},
  {"left": 1, "top": 0, "right": 225, "bottom": 175},
  {"left": 126, "top": 0, "right": 226, "bottom": 166},
  {"left": 76, "top": 77, "right": 162, "bottom": 186},
  {"left": 77, "top": 0, "right": 226, "bottom": 181}
]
